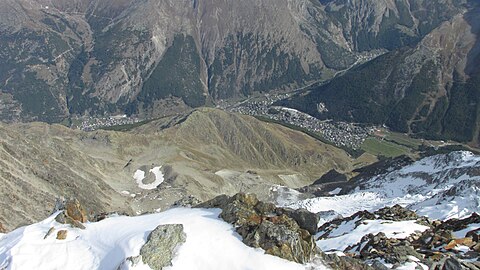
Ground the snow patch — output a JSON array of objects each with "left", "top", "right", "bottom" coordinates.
[
  {"left": 328, "top": 188, "right": 342, "bottom": 195},
  {"left": 317, "top": 220, "right": 429, "bottom": 252},
  {"left": 133, "top": 166, "right": 165, "bottom": 190}
]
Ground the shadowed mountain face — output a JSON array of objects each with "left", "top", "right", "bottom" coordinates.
[
  {"left": 0, "top": 108, "right": 353, "bottom": 231},
  {"left": 0, "top": 0, "right": 466, "bottom": 122},
  {"left": 280, "top": 4, "right": 480, "bottom": 146}
]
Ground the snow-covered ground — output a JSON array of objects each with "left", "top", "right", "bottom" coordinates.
[
  {"left": 317, "top": 219, "right": 429, "bottom": 252},
  {"left": 286, "top": 151, "right": 480, "bottom": 222},
  {"left": 0, "top": 208, "right": 327, "bottom": 270},
  {"left": 133, "top": 166, "right": 165, "bottom": 190}
]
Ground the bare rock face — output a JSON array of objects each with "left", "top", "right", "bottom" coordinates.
[{"left": 140, "top": 224, "right": 186, "bottom": 270}]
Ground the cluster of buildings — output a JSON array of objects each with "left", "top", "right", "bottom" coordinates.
[
  {"left": 72, "top": 115, "right": 142, "bottom": 131},
  {"left": 225, "top": 97, "right": 373, "bottom": 149}
]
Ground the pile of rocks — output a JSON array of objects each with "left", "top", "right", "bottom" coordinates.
[
  {"left": 196, "top": 193, "right": 319, "bottom": 263},
  {"left": 54, "top": 198, "right": 89, "bottom": 230},
  {"left": 318, "top": 204, "right": 480, "bottom": 269}
]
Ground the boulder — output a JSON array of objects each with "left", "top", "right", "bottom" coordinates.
[
  {"left": 55, "top": 211, "right": 86, "bottom": 229},
  {"left": 140, "top": 224, "right": 186, "bottom": 270},
  {"left": 280, "top": 208, "right": 320, "bottom": 235},
  {"left": 467, "top": 228, "right": 480, "bottom": 243},
  {"left": 374, "top": 205, "right": 418, "bottom": 221},
  {"left": 197, "top": 193, "right": 318, "bottom": 263},
  {"left": 432, "top": 257, "right": 463, "bottom": 270},
  {"left": 65, "top": 198, "right": 88, "bottom": 223},
  {"left": 320, "top": 253, "right": 376, "bottom": 270},
  {"left": 346, "top": 232, "right": 423, "bottom": 265},
  {"left": 56, "top": 230, "right": 68, "bottom": 240}
]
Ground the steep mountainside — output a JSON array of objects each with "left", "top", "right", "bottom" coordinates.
[
  {"left": 0, "top": 0, "right": 465, "bottom": 122},
  {"left": 281, "top": 3, "right": 480, "bottom": 145},
  {"left": 0, "top": 108, "right": 353, "bottom": 231}
]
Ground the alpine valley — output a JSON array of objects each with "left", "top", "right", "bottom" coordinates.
[{"left": 1, "top": 0, "right": 480, "bottom": 270}]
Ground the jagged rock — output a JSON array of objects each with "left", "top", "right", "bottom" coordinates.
[
  {"left": 53, "top": 198, "right": 88, "bottom": 229},
  {"left": 374, "top": 205, "right": 418, "bottom": 221},
  {"left": 436, "top": 213, "right": 480, "bottom": 232},
  {"left": 197, "top": 193, "right": 317, "bottom": 263},
  {"left": 280, "top": 208, "right": 320, "bottom": 235},
  {"left": 172, "top": 195, "right": 201, "bottom": 207},
  {"left": 432, "top": 257, "right": 464, "bottom": 270},
  {"left": 117, "top": 256, "right": 143, "bottom": 270},
  {"left": 0, "top": 222, "right": 6, "bottom": 233},
  {"left": 140, "top": 224, "right": 186, "bottom": 270},
  {"left": 346, "top": 232, "right": 423, "bottom": 265},
  {"left": 414, "top": 228, "right": 455, "bottom": 250},
  {"left": 317, "top": 210, "right": 376, "bottom": 239},
  {"left": 65, "top": 199, "right": 88, "bottom": 223},
  {"left": 56, "top": 230, "right": 68, "bottom": 240},
  {"left": 43, "top": 227, "right": 55, "bottom": 240},
  {"left": 55, "top": 212, "right": 86, "bottom": 230},
  {"left": 467, "top": 228, "right": 480, "bottom": 243},
  {"left": 320, "top": 253, "right": 376, "bottom": 270},
  {"left": 444, "top": 238, "right": 475, "bottom": 250}
]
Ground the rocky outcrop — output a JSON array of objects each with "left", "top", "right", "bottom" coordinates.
[
  {"left": 345, "top": 232, "right": 423, "bottom": 265},
  {"left": 318, "top": 207, "right": 480, "bottom": 268},
  {"left": 140, "top": 224, "right": 186, "bottom": 270},
  {"left": 374, "top": 205, "right": 419, "bottom": 222},
  {"left": 197, "top": 193, "right": 318, "bottom": 263},
  {"left": 54, "top": 198, "right": 88, "bottom": 229}
]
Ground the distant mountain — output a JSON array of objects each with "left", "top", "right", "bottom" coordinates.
[
  {"left": 0, "top": 0, "right": 465, "bottom": 122},
  {"left": 279, "top": 3, "right": 480, "bottom": 145}
]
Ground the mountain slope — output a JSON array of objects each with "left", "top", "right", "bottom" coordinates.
[
  {"left": 0, "top": 0, "right": 466, "bottom": 122},
  {"left": 281, "top": 4, "right": 480, "bottom": 145},
  {"left": 0, "top": 108, "right": 354, "bottom": 231}
]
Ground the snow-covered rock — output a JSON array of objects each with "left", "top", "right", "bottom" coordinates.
[{"left": 0, "top": 208, "right": 328, "bottom": 270}]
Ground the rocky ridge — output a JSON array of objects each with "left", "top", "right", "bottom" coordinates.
[
  {"left": 0, "top": 108, "right": 353, "bottom": 231},
  {"left": 317, "top": 205, "right": 480, "bottom": 269}
]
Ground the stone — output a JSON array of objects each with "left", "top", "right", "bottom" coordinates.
[
  {"left": 433, "top": 257, "right": 463, "bottom": 270},
  {"left": 243, "top": 218, "right": 316, "bottom": 263},
  {"left": 56, "top": 230, "right": 68, "bottom": 240},
  {"left": 444, "top": 238, "right": 475, "bottom": 250},
  {"left": 44, "top": 227, "right": 55, "bottom": 239},
  {"left": 65, "top": 198, "right": 88, "bottom": 223},
  {"left": 55, "top": 211, "right": 86, "bottom": 229},
  {"left": 281, "top": 208, "right": 320, "bottom": 235},
  {"left": 467, "top": 228, "right": 480, "bottom": 243},
  {"left": 140, "top": 224, "right": 186, "bottom": 270},
  {"left": 320, "top": 252, "right": 376, "bottom": 270},
  {"left": 195, "top": 194, "right": 230, "bottom": 209},
  {"left": 374, "top": 205, "right": 418, "bottom": 221},
  {"left": 197, "top": 193, "right": 318, "bottom": 264},
  {"left": 347, "top": 232, "right": 423, "bottom": 265}
]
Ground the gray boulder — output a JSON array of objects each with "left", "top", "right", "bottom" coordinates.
[{"left": 140, "top": 224, "right": 186, "bottom": 270}]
